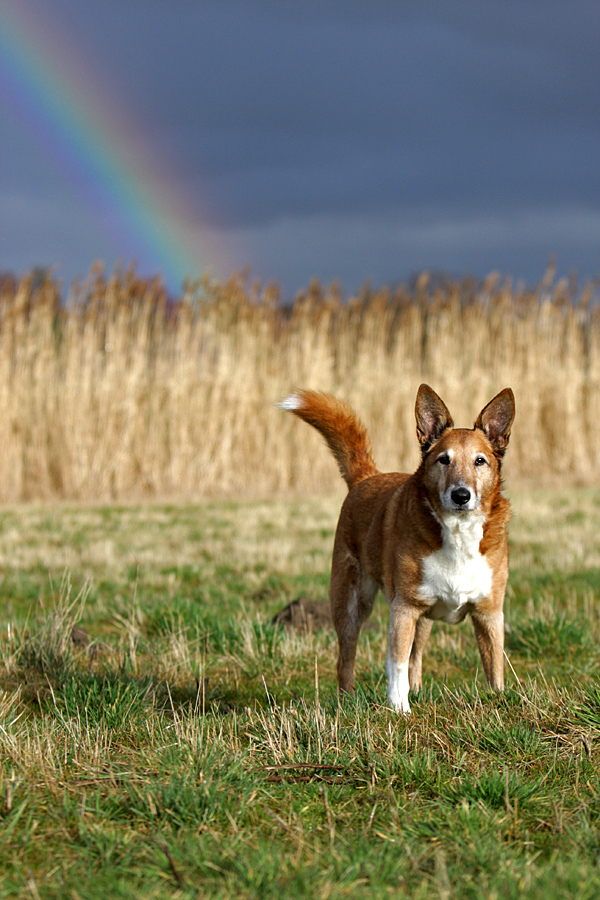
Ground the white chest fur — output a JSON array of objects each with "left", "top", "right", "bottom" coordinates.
[{"left": 419, "top": 512, "right": 492, "bottom": 624}]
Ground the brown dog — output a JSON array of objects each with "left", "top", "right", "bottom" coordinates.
[{"left": 281, "top": 385, "right": 515, "bottom": 712}]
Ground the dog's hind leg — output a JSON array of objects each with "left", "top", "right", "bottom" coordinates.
[
  {"left": 408, "top": 616, "right": 433, "bottom": 691},
  {"left": 330, "top": 559, "right": 378, "bottom": 695}
]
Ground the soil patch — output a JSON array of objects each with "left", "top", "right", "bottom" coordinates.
[{"left": 272, "top": 597, "right": 332, "bottom": 634}]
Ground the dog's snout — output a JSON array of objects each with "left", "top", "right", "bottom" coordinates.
[{"left": 451, "top": 487, "right": 471, "bottom": 507}]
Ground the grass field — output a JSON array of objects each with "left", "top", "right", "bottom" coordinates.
[{"left": 1, "top": 487, "right": 600, "bottom": 898}]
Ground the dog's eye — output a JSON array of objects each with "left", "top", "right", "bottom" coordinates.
[
  {"left": 437, "top": 454, "right": 451, "bottom": 466},
  {"left": 474, "top": 456, "right": 487, "bottom": 467}
]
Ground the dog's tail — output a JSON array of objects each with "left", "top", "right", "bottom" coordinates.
[{"left": 280, "top": 390, "right": 379, "bottom": 490}]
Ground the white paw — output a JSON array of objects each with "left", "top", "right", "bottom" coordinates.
[
  {"left": 386, "top": 655, "right": 411, "bottom": 713},
  {"left": 388, "top": 692, "right": 411, "bottom": 714}
]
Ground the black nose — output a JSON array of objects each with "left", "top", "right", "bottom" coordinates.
[{"left": 451, "top": 487, "right": 471, "bottom": 507}]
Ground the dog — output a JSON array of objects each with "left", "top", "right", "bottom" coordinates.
[{"left": 280, "top": 385, "right": 515, "bottom": 712}]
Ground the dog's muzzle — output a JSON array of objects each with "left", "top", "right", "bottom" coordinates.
[{"left": 450, "top": 487, "right": 471, "bottom": 507}]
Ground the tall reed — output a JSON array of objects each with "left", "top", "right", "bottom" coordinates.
[{"left": 0, "top": 265, "right": 597, "bottom": 501}]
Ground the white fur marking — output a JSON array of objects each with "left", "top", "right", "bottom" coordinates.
[
  {"left": 420, "top": 511, "right": 492, "bottom": 624},
  {"left": 279, "top": 394, "right": 303, "bottom": 411},
  {"left": 386, "top": 654, "right": 411, "bottom": 713}
]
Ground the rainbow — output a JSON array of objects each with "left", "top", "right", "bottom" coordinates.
[{"left": 0, "top": 0, "right": 234, "bottom": 292}]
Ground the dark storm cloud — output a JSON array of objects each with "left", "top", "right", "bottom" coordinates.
[
  {"left": 2, "top": 0, "right": 599, "bottom": 290},
  {"left": 63, "top": 0, "right": 598, "bottom": 227}
]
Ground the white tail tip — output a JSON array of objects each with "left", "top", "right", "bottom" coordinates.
[{"left": 279, "top": 393, "right": 303, "bottom": 411}]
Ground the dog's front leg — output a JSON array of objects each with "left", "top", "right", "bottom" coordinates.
[
  {"left": 471, "top": 608, "right": 505, "bottom": 690},
  {"left": 386, "top": 600, "right": 420, "bottom": 713}
]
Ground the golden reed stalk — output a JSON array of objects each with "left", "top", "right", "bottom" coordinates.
[{"left": 0, "top": 265, "right": 597, "bottom": 501}]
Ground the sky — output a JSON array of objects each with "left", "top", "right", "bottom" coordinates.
[{"left": 0, "top": 0, "right": 598, "bottom": 298}]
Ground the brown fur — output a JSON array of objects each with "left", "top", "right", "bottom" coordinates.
[
  {"left": 286, "top": 389, "right": 378, "bottom": 488},
  {"left": 282, "top": 385, "right": 515, "bottom": 711}
]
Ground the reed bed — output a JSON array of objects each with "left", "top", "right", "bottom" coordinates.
[{"left": 0, "top": 265, "right": 598, "bottom": 502}]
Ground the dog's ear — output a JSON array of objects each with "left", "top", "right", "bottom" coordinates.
[
  {"left": 474, "top": 388, "right": 515, "bottom": 457},
  {"left": 415, "top": 384, "right": 454, "bottom": 452}
]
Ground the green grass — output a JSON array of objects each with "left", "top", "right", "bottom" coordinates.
[{"left": 1, "top": 488, "right": 600, "bottom": 897}]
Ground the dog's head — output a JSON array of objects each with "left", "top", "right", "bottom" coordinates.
[{"left": 415, "top": 385, "right": 515, "bottom": 514}]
